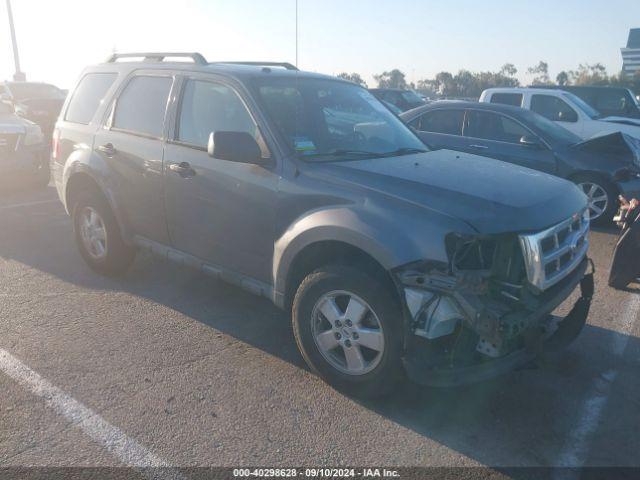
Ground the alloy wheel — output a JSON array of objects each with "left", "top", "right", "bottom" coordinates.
[
  {"left": 311, "top": 290, "right": 385, "bottom": 376},
  {"left": 79, "top": 206, "right": 108, "bottom": 260},
  {"left": 578, "top": 182, "right": 608, "bottom": 220}
]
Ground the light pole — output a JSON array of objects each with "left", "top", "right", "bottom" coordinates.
[{"left": 6, "top": 0, "right": 25, "bottom": 81}]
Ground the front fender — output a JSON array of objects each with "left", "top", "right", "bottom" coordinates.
[{"left": 272, "top": 204, "right": 466, "bottom": 305}]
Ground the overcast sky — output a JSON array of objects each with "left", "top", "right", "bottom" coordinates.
[{"left": 1, "top": 0, "right": 639, "bottom": 89}]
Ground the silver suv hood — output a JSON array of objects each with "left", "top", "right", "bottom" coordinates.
[{"left": 311, "top": 149, "right": 588, "bottom": 234}]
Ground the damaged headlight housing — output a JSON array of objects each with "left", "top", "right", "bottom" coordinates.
[
  {"left": 404, "top": 288, "right": 465, "bottom": 340},
  {"left": 445, "top": 233, "right": 497, "bottom": 272}
]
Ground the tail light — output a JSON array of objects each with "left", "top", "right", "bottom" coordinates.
[{"left": 51, "top": 128, "right": 60, "bottom": 162}]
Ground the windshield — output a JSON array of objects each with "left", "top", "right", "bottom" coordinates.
[
  {"left": 252, "top": 77, "right": 427, "bottom": 161},
  {"left": 562, "top": 92, "right": 600, "bottom": 119},
  {"left": 523, "top": 109, "right": 582, "bottom": 145},
  {"left": 7, "top": 83, "right": 65, "bottom": 101}
]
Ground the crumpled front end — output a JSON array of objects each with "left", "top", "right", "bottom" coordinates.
[{"left": 395, "top": 210, "right": 594, "bottom": 387}]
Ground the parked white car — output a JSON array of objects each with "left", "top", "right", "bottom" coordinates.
[{"left": 480, "top": 87, "right": 640, "bottom": 140}]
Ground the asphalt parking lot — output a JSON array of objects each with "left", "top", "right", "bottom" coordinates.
[{"left": 0, "top": 184, "right": 639, "bottom": 473}]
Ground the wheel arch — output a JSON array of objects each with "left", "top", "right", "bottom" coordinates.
[
  {"left": 281, "top": 239, "right": 401, "bottom": 313},
  {"left": 64, "top": 169, "right": 132, "bottom": 243}
]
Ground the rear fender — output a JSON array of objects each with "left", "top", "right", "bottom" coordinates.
[{"left": 62, "top": 149, "right": 132, "bottom": 242}]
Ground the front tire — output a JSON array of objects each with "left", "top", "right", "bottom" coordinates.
[
  {"left": 72, "top": 191, "right": 136, "bottom": 276},
  {"left": 292, "top": 265, "right": 404, "bottom": 398},
  {"left": 573, "top": 174, "right": 617, "bottom": 225}
]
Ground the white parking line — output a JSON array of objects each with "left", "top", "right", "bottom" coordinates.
[
  {"left": 0, "top": 199, "right": 60, "bottom": 211},
  {"left": 554, "top": 294, "right": 640, "bottom": 470},
  {"left": 0, "top": 348, "right": 182, "bottom": 479}
]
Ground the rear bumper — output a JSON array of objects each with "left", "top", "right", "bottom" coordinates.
[{"left": 403, "top": 257, "right": 593, "bottom": 387}]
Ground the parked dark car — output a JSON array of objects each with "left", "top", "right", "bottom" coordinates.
[
  {"left": 531, "top": 85, "right": 640, "bottom": 119},
  {"left": 369, "top": 88, "right": 425, "bottom": 112},
  {"left": 401, "top": 101, "right": 640, "bottom": 223},
  {"left": 3, "top": 81, "right": 67, "bottom": 141},
  {"left": 53, "top": 52, "right": 592, "bottom": 397},
  {"left": 0, "top": 96, "right": 49, "bottom": 188}
]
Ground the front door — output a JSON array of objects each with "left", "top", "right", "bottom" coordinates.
[
  {"left": 529, "top": 93, "right": 584, "bottom": 138},
  {"left": 463, "top": 109, "right": 557, "bottom": 174},
  {"left": 163, "top": 77, "right": 279, "bottom": 283}
]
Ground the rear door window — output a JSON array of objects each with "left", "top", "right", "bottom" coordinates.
[
  {"left": 465, "top": 110, "right": 530, "bottom": 143},
  {"left": 530, "top": 94, "right": 578, "bottom": 122},
  {"left": 415, "top": 110, "right": 464, "bottom": 135},
  {"left": 65, "top": 73, "right": 117, "bottom": 124},
  {"left": 489, "top": 93, "right": 523, "bottom": 107},
  {"left": 112, "top": 76, "right": 172, "bottom": 138}
]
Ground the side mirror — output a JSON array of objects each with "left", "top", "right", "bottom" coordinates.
[
  {"left": 520, "top": 135, "right": 542, "bottom": 148},
  {"left": 207, "top": 131, "right": 264, "bottom": 164}
]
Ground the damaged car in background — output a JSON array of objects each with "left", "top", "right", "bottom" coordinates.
[
  {"left": 0, "top": 92, "right": 49, "bottom": 188},
  {"left": 54, "top": 53, "right": 593, "bottom": 397},
  {"left": 401, "top": 102, "right": 640, "bottom": 223}
]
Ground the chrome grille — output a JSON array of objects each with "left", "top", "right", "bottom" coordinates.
[{"left": 518, "top": 210, "right": 590, "bottom": 291}]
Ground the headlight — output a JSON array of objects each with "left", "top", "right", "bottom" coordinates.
[{"left": 22, "top": 124, "right": 44, "bottom": 146}]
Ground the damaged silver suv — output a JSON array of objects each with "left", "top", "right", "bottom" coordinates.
[{"left": 53, "top": 52, "right": 593, "bottom": 397}]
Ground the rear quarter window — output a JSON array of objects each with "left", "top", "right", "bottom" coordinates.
[
  {"left": 65, "top": 73, "right": 117, "bottom": 124},
  {"left": 489, "top": 93, "right": 523, "bottom": 107}
]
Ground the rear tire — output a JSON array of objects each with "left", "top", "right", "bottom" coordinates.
[
  {"left": 72, "top": 190, "right": 136, "bottom": 276},
  {"left": 292, "top": 265, "right": 404, "bottom": 398}
]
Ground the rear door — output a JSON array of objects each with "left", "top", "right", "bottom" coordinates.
[
  {"left": 409, "top": 108, "right": 466, "bottom": 150},
  {"left": 93, "top": 73, "right": 174, "bottom": 244},
  {"left": 163, "top": 75, "right": 279, "bottom": 283},
  {"left": 462, "top": 109, "right": 557, "bottom": 173}
]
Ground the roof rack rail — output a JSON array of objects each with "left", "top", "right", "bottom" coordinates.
[
  {"left": 211, "top": 61, "right": 298, "bottom": 71},
  {"left": 106, "top": 52, "right": 208, "bottom": 65}
]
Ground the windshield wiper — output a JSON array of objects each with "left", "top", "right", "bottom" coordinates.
[
  {"left": 301, "top": 149, "right": 387, "bottom": 161},
  {"left": 301, "top": 147, "right": 428, "bottom": 162},
  {"left": 378, "top": 147, "right": 428, "bottom": 157}
]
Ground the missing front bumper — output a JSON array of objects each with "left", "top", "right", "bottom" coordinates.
[{"left": 402, "top": 258, "right": 594, "bottom": 387}]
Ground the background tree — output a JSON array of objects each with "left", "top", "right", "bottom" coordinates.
[
  {"left": 373, "top": 69, "right": 408, "bottom": 89},
  {"left": 500, "top": 63, "right": 518, "bottom": 77},
  {"left": 336, "top": 72, "right": 368, "bottom": 87},
  {"left": 453, "top": 70, "right": 477, "bottom": 97},
  {"left": 528, "top": 61, "right": 551, "bottom": 85},
  {"left": 556, "top": 71, "right": 570, "bottom": 86},
  {"left": 434, "top": 71, "right": 456, "bottom": 96},
  {"left": 569, "top": 63, "right": 609, "bottom": 85}
]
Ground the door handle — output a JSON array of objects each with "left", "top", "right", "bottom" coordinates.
[
  {"left": 169, "top": 161, "right": 195, "bottom": 177},
  {"left": 97, "top": 143, "right": 116, "bottom": 156},
  {"left": 469, "top": 144, "right": 489, "bottom": 150}
]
